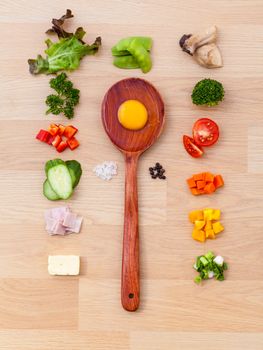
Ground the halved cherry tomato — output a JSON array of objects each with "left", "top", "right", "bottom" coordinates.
[
  {"left": 193, "top": 118, "right": 219, "bottom": 147},
  {"left": 183, "top": 135, "right": 204, "bottom": 158}
]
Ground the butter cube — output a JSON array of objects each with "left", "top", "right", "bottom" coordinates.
[{"left": 48, "top": 255, "right": 80, "bottom": 276}]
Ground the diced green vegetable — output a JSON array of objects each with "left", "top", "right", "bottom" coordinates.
[
  {"left": 193, "top": 251, "right": 228, "bottom": 284},
  {"left": 205, "top": 251, "right": 214, "bottom": 260},
  {"left": 43, "top": 179, "right": 60, "bottom": 200},
  {"left": 200, "top": 256, "right": 208, "bottom": 266},
  {"left": 45, "top": 159, "right": 73, "bottom": 200},
  {"left": 65, "top": 160, "right": 82, "bottom": 188}
]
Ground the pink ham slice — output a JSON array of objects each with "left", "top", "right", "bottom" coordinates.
[
  {"left": 44, "top": 207, "right": 83, "bottom": 235},
  {"left": 65, "top": 216, "right": 83, "bottom": 234}
]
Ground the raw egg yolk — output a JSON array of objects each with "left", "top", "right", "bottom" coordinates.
[{"left": 118, "top": 100, "right": 148, "bottom": 130}]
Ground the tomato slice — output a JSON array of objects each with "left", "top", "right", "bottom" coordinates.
[
  {"left": 183, "top": 135, "right": 204, "bottom": 158},
  {"left": 193, "top": 118, "right": 219, "bottom": 147}
]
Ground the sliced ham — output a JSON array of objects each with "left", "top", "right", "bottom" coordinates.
[
  {"left": 44, "top": 207, "right": 83, "bottom": 236},
  {"left": 63, "top": 212, "right": 77, "bottom": 228}
]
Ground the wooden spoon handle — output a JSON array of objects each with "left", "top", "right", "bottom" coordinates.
[{"left": 121, "top": 152, "right": 140, "bottom": 311}]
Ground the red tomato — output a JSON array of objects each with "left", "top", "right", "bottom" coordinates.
[
  {"left": 193, "top": 118, "right": 219, "bottom": 147},
  {"left": 183, "top": 135, "right": 204, "bottom": 158}
]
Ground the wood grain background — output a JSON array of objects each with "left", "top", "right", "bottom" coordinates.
[{"left": 0, "top": 0, "right": 263, "bottom": 349}]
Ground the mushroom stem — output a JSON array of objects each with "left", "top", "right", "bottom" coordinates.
[{"left": 180, "top": 25, "right": 218, "bottom": 55}]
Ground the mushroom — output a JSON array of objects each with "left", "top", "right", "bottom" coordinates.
[
  {"left": 194, "top": 43, "right": 223, "bottom": 68},
  {"left": 179, "top": 25, "right": 218, "bottom": 55}
]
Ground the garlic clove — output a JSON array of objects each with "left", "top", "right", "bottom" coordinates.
[{"left": 194, "top": 43, "right": 223, "bottom": 68}]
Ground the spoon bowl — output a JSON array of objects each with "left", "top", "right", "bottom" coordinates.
[{"left": 102, "top": 78, "right": 165, "bottom": 311}]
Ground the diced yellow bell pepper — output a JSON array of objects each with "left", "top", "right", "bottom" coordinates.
[
  {"left": 189, "top": 210, "right": 204, "bottom": 223},
  {"left": 203, "top": 208, "right": 213, "bottom": 221},
  {"left": 205, "top": 229, "right": 215, "bottom": 239},
  {"left": 212, "top": 209, "right": 221, "bottom": 221},
  {"left": 195, "top": 220, "right": 206, "bottom": 230},
  {"left": 204, "top": 220, "right": 212, "bottom": 230},
  {"left": 212, "top": 221, "right": 224, "bottom": 234},
  {"left": 192, "top": 229, "right": 206, "bottom": 242}
]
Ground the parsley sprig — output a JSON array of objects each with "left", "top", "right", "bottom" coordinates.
[{"left": 45, "top": 73, "right": 80, "bottom": 119}]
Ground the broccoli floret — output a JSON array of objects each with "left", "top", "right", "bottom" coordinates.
[{"left": 191, "top": 78, "right": 224, "bottom": 106}]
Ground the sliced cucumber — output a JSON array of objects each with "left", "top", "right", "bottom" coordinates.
[
  {"left": 43, "top": 179, "right": 60, "bottom": 201},
  {"left": 66, "top": 160, "right": 82, "bottom": 188},
  {"left": 45, "top": 160, "right": 73, "bottom": 200}
]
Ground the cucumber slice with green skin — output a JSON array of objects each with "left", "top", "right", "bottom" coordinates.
[
  {"left": 43, "top": 179, "right": 60, "bottom": 201},
  {"left": 66, "top": 160, "right": 82, "bottom": 188},
  {"left": 45, "top": 159, "right": 73, "bottom": 200},
  {"left": 45, "top": 159, "right": 66, "bottom": 177}
]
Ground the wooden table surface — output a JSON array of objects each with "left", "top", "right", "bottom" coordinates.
[{"left": 0, "top": 0, "right": 263, "bottom": 349}]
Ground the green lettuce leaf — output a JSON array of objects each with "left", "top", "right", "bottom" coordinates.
[{"left": 28, "top": 10, "right": 101, "bottom": 74}]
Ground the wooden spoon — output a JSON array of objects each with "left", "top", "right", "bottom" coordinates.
[{"left": 101, "top": 78, "right": 165, "bottom": 311}]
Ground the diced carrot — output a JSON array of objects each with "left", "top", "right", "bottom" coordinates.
[
  {"left": 187, "top": 177, "right": 196, "bottom": 188},
  {"left": 204, "top": 182, "right": 216, "bottom": 194},
  {"left": 204, "top": 172, "right": 214, "bottom": 183},
  {"left": 196, "top": 180, "right": 206, "bottom": 189},
  {"left": 67, "top": 137, "right": 79, "bottom": 150},
  {"left": 214, "top": 175, "right": 224, "bottom": 189},
  {"left": 193, "top": 173, "right": 204, "bottom": 181},
  {"left": 58, "top": 124, "right": 66, "bottom": 136},
  {"left": 191, "top": 188, "right": 201, "bottom": 196}
]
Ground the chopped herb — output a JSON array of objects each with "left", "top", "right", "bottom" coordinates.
[{"left": 46, "top": 73, "right": 80, "bottom": 119}]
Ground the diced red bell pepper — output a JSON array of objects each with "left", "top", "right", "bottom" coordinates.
[
  {"left": 58, "top": 124, "right": 66, "bottom": 136},
  {"left": 36, "top": 129, "right": 52, "bottom": 143},
  {"left": 48, "top": 124, "right": 59, "bottom": 136},
  {"left": 67, "top": 137, "right": 80, "bottom": 150},
  {"left": 46, "top": 134, "right": 55, "bottom": 145},
  {"left": 56, "top": 140, "right": 68, "bottom": 153},
  {"left": 64, "top": 125, "right": 78, "bottom": 139},
  {"left": 52, "top": 135, "right": 62, "bottom": 148}
]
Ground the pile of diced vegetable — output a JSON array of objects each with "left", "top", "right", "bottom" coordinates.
[
  {"left": 187, "top": 172, "right": 224, "bottom": 195},
  {"left": 36, "top": 124, "right": 79, "bottom": 152},
  {"left": 193, "top": 251, "right": 228, "bottom": 284},
  {"left": 189, "top": 208, "right": 224, "bottom": 242}
]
